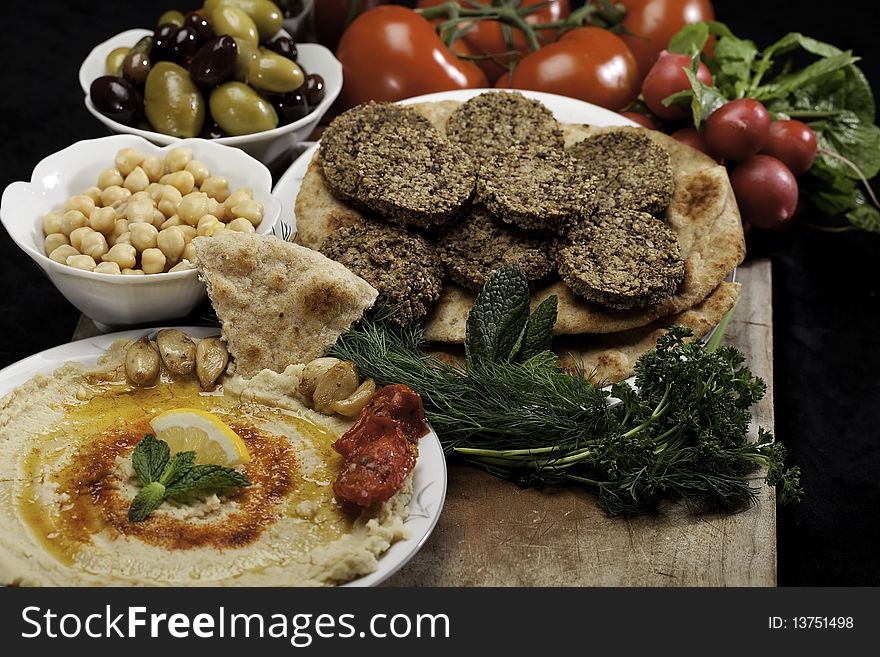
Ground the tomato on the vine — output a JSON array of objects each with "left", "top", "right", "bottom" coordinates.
[
  {"left": 314, "top": 0, "right": 390, "bottom": 52},
  {"left": 508, "top": 27, "right": 640, "bottom": 110},
  {"left": 416, "top": 0, "right": 570, "bottom": 83},
  {"left": 336, "top": 6, "right": 488, "bottom": 109},
  {"left": 618, "top": 0, "right": 715, "bottom": 77}
]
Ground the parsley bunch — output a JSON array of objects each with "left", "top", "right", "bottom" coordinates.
[{"left": 330, "top": 267, "right": 802, "bottom": 517}]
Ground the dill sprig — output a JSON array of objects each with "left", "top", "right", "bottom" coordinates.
[{"left": 329, "top": 267, "right": 802, "bottom": 516}]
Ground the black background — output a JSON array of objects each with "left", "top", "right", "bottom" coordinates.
[{"left": 0, "top": 0, "right": 877, "bottom": 586}]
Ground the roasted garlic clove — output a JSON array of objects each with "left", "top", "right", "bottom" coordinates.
[
  {"left": 313, "top": 361, "right": 360, "bottom": 414},
  {"left": 125, "top": 336, "right": 160, "bottom": 387},
  {"left": 329, "top": 378, "right": 376, "bottom": 417},
  {"left": 156, "top": 328, "right": 197, "bottom": 376},
  {"left": 196, "top": 337, "right": 229, "bottom": 389},
  {"left": 298, "top": 357, "right": 341, "bottom": 400}
]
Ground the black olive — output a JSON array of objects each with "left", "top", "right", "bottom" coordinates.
[
  {"left": 199, "top": 120, "right": 227, "bottom": 140},
  {"left": 184, "top": 12, "right": 214, "bottom": 44},
  {"left": 189, "top": 35, "right": 238, "bottom": 88},
  {"left": 90, "top": 75, "right": 143, "bottom": 126},
  {"left": 303, "top": 74, "right": 325, "bottom": 106},
  {"left": 151, "top": 26, "right": 178, "bottom": 62},
  {"left": 270, "top": 90, "right": 309, "bottom": 125},
  {"left": 171, "top": 26, "right": 199, "bottom": 63},
  {"left": 266, "top": 36, "right": 297, "bottom": 62}
]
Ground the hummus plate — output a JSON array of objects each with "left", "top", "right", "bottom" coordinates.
[{"left": 0, "top": 327, "right": 447, "bottom": 587}]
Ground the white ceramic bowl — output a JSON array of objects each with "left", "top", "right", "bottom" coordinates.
[
  {"left": 78, "top": 28, "right": 342, "bottom": 166},
  {"left": 1, "top": 134, "right": 282, "bottom": 327}
]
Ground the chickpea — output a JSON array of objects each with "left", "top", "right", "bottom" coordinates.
[
  {"left": 115, "top": 147, "right": 145, "bottom": 177},
  {"left": 66, "top": 254, "right": 97, "bottom": 271},
  {"left": 207, "top": 197, "right": 225, "bottom": 221},
  {"left": 124, "top": 166, "right": 150, "bottom": 193},
  {"left": 82, "top": 186, "right": 103, "bottom": 205},
  {"left": 168, "top": 261, "right": 195, "bottom": 272},
  {"left": 223, "top": 188, "right": 253, "bottom": 214},
  {"left": 157, "top": 186, "right": 183, "bottom": 217},
  {"left": 160, "top": 214, "right": 183, "bottom": 229},
  {"left": 229, "top": 199, "right": 263, "bottom": 226},
  {"left": 103, "top": 243, "right": 137, "bottom": 269},
  {"left": 197, "top": 218, "right": 225, "bottom": 237},
  {"left": 97, "top": 167, "right": 124, "bottom": 189},
  {"left": 197, "top": 214, "right": 220, "bottom": 230},
  {"left": 227, "top": 217, "right": 256, "bottom": 233},
  {"left": 146, "top": 182, "right": 166, "bottom": 203},
  {"left": 110, "top": 219, "right": 130, "bottom": 241},
  {"left": 44, "top": 233, "right": 69, "bottom": 256},
  {"left": 129, "top": 190, "right": 153, "bottom": 205},
  {"left": 164, "top": 147, "right": 193, "bottom": 173},
  {"left": 42, "top": 210, "right": 64, "bottom": 235},
  {"left": 69, "top": 226, "right": 95, "bottom": 251},
  {"left": 94, "top": 261, "right": 122, "bottom": 275},
  {"left": 200, "top": 176, "right": 229, "bottom": 202},
  {"left": 130, "top": 222, "right": 159, "bottom": 251},
  {"left": 141, "top": 155, "right": 163, "bottom": 182},
  {"left": 100, "top": 185, "right": 131, "bottom": 207},
  {"left": 49, "top": 244, "right": 80, "bottom": 264},
  {"left": 178, "top": 192, "right": 209, "bottom": 226},
  {"left": 88, "top": 206, "right": 116, "bottom": 234},
  {"left": 181, "top": 241, "right": 196, "bottom": 262},
  {"left": 121, "top": 268, "right": 145, "bottom": 275},
  {"left": 157, "top": 226, "right": 186, "bottom": 260},
  {"left": 141, "top": 248, "right": 167, "bottom": 274},
  {"left": 126, "top": 199, "right": 155, "bottom": 224},
  {"left": 113, "top": 231, "right": 132, "bottom": 246},
  {"left": 81, "top": 231, "right": 109, "bottom": 261},
  {"left": 179, "top": 225, "right": 197, "bottom": 243},
  {"left": 160, "top": 171, "right": 195, "bottom": 195},
  {"left": 60, "top": 210, "right": 88, "bottom": 236},
  {"left": 63, "top": 194, "right": 96, "bottom": 217},
  {"left": 184, "top": 159, "right": 210, "bottom": 186}
]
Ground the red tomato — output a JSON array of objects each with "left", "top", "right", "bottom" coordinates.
[
  {"left": 314, "top": 0, "right": 390, "bottom": 52},
  {"left": 417, "top": 1, "right": 570, "bottom": 83},
  {"left": 336, "top": 6, "right": 488, "bottom": 109},
  {"left": 618, "top": 0, "right": 715, "bottom": 77},
  {"left": 508, "top": 27, "right": 640, "bottom": 110}
]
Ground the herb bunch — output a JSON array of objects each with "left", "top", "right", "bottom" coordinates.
[
  {"left": 330, "top": 267, "right": 802, "bottom": 517},
  {"left": 128, "top": 434, "right": 251, "bottom": 522}
]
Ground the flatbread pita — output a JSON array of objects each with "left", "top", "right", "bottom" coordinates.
[
  {"left": 193, "top": 233, "right": 378, "bottom": 378},
  {"left": 293, "top": 99, "right": 744, "bottom": 343}
]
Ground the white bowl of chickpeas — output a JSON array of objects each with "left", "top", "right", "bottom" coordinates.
[{"left": 0, "top": 134, "right": 281, "bottom": 326}]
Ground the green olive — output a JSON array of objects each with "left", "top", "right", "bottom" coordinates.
[
  {"left": 105, "top": 47, "right": 130, "bottom": 76},
  {"left": 207, "top": 5, "right": 259, "bottom": 47},
  {"left": 209, "top": 82, "right": 278, "bottom": 136},
  {"left": 232, "top": 37, "right": 260, "bottom": 82},
  {"left": 204, "top": 0, "right": 283, "bottom": 42},
  {"left": 247, "top": 50, "right": 304, "bottom": 93},
  {"left": 144, "top": 62, "right": 205, "bottom": 138},
  {"left": 157, "top": 10, "right": 186, "bottom": 27}
]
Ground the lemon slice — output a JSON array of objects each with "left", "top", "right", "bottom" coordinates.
[{"left": 149, "top": 408, "right": 250, "bottom": 466}]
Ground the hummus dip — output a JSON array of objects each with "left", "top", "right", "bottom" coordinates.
[{"left": 0, "top": 341, "right": 412, "bottom": 586}]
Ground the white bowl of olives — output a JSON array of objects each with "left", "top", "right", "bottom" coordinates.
[
  {"left": 0, "top": 134, "right": 282, "bottom": 327},
  {"left": 78, "top": 1, "right": 341, "bottom": 167}
]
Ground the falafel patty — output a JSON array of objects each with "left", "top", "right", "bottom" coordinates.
[
  {"left": 320, "top": 222, "right": 444, "bottom": 327},
  {"left": 446, "top": 91, "right": 564, "bottom": 163},
  {"left": 567, "top": 129, "right": 674, "bottom": 214},
  {"left": 558, "top": 210, "right": 685, "bottom": 309},
  {"left": 318, "top": 102, "right": 434, "bottom": 203},
  {"left": 437, "top": 207, "right": 557, "bottom": 291},
  {"left": 354, "top": 124, "right": 476, "bottom": 228},
  {"left": 477, "top": 145, "right": 597, "bottom": 234}
]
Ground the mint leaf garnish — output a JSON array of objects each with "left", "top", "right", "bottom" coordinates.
[
  {"left": 465, "top": 266, "right": 530, "bottom": 367},
  {"left": 517, "top": 294, "right": 558, "bottom": 363},
  {"left": 127, "top": 435, "right": 250, "bottom": 522},
  {"left": 128, "top": 482, "right": 166, "bottom": 522},
  {"left": 131, "top": 434, "right": 169, "bottom": 486},
  {"left": 166, "top": 465, "right": 252, "bottom": 496}
]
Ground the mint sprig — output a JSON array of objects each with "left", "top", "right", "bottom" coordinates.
[{"left": 127, "top": 434, "right": 251, "bottom": 522}]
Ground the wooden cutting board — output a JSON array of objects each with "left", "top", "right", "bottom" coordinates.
[{"left": 384, "top": 258, "right": 776, "bottom": 586}]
